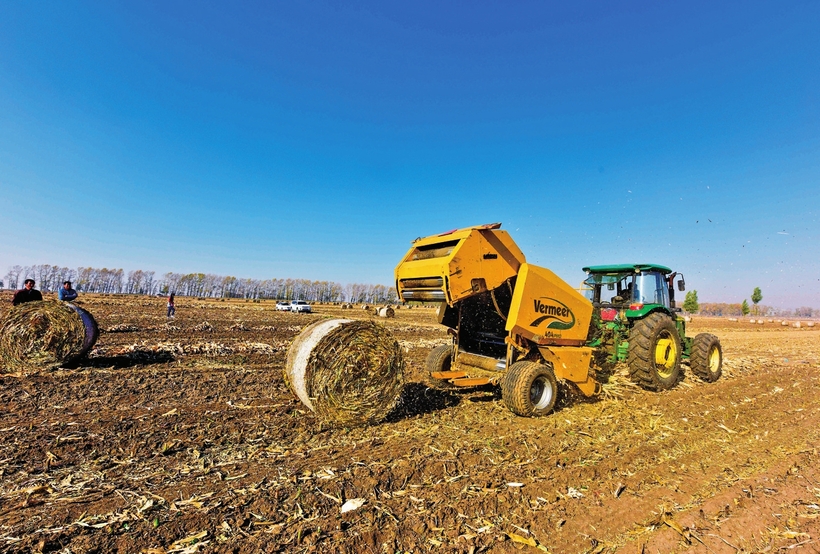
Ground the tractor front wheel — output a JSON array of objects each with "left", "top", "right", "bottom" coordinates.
[
  {"left": 627, "top": 313, "right": 681, "bottom": 390},
  {"left": 690, "top": 333, "right": 722, "bottom": 382},
  {"left": 425, "top": 344, "right": 455, "bottom": 389},
  {"left": 502, "top": 361, "right": 558, "bottom": 417}
]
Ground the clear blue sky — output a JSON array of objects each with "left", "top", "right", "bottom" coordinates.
[{"left": 1, "top": 2, "right": 818, "bottom": 308}]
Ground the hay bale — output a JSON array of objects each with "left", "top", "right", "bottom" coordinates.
[
  {"left": 285, "top": 319, "right": 404, "bottom": 427},
  {"left": 377, "top": 306, "right": 395, "bottom": 318},
  {"left": 361, "top": 304, "right": 370, "bottom": 310},
  {"left": 0, "top": 301, "right": 98, "bottom": 373}
]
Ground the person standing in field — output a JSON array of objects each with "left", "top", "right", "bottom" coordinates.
[
  {"left": 58, "top": 280, "right": 79, "bottom": 302},
  {"left": 12, "top": 279, "right": 43, "bottom": 305},
  {"left": 167, "top": 293, "right": 176, "bottom": 318}
]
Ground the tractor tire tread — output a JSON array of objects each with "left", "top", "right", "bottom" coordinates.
[
  {"left": 627, "top": 312, "right": 681, "bottom": 391},
  {"left": 690, "top": 333, "right": 722, "bottom": 382}
]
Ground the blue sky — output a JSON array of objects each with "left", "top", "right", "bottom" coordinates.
[{"left": 1, "top": 1, "right": 818, "bottom": 308}]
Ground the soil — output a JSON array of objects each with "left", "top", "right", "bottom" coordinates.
[{"left": 1, "top": 293, "right": 819, "bottom": 554}]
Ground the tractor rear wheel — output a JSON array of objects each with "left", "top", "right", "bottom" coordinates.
[
  {"left": 690, "top": 333, "right": 722, "bottom": 382},
  {"left": 627, "top": 312, "right": 681, "bottom": 390},
  {"left": 502, "top": 361, "right": 558, "bottom": 417},
  {"left": 425, "top": 344, "right": 455, "bottom": 389}
]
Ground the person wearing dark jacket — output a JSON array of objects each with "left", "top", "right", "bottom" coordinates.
[{"left": 12, "top": 279, "right": 43, "bottom": 305}]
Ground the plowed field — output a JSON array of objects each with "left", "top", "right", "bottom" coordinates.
[{"left": 1, "top": 293, "right": 819, "bottom": 553}]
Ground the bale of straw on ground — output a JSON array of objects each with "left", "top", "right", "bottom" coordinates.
[
  {"left": 377, "top": 306, "right": 395, "bottom": 318},
  {"left": 0, "top": 301, "right": 98, "bottom": 374},
  {"left": 285, "top": 319, "right": 404, "bottom": 426}
]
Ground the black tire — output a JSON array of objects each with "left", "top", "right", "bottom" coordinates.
[
  {"left": 501, "top": 361, "right": 558, "bottom": 417},
  {"left": 627, "top": 312, "right": 681, "bottom": 390},
  {"left": 425, "top": 344, "right": 455, "bottom": 389},
  {"left": 690, "top": 333, "right": 722, "bottom": 382}
]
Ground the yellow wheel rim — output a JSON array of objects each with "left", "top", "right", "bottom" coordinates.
[
  {"left": 654, "top": 332, "right": 678, "bottom": 377},
  {"left": 708, "top": 345, "right": 720, "bottom": 372}
]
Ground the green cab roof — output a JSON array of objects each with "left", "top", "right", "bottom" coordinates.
[{"left": 583, "top": 263, "right": 673, "bottom": 274}]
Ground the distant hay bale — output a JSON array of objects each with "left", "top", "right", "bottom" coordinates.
[
  {"left": 361, "top": 304, "right": 370, "bottom": 310},
  {"left": 285, "top": 319, "right": 404, "bottom": 427},
  {"left": 377, "top": 307, "right": 395, "bottom": 318},
  {"left": 0, "top": 301, "right": 98, "bottom": 373}
]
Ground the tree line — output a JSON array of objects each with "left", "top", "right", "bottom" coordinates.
[
  {"left": 3, "top": 264, "right": 398, "bottom": 304},
  {"left": 696, "top": 303, "right": 815, "bottom": 318},
  {"left": 682, "top": 289, "right": 813, "bottom": 317}
]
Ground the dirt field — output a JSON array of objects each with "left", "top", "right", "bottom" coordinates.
[{"left": 1, "top": 293, "right": 819, "bottom": 554}]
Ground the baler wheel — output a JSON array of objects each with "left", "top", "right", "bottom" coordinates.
[
  {"left": 425, "top": 344, "right": 456, "bottom": 389},
  {"left": 501, "top": 361, "right": 558, "bottom": 417},
  {"left": 690, "top": 333, "right": 722, "bottom": 382},
  {"left": 627, "top": 312, "right": 682, "bottom": 390}
]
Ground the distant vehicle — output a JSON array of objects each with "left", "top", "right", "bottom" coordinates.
[
  {"left": 290, "top": 300, "right": 312, "bottom": 313},
  {"left": 275, "top": 301, "right": 292, "bottom": 311}
]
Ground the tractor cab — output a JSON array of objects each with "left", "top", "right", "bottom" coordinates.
[{"left": 582, "top": 264, "right": 685, "bottom": 317}]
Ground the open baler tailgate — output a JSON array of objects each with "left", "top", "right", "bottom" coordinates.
[{"left": 394, "top": 223, "right": 526, "bottom": 305}]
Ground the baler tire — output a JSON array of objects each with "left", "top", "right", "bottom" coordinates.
[
  {"left": 627, "top": 312, "right": 682, "bottom": 391},
  {"left": 425, "top": 344, "right": 456, "bottom": 390},
  {"left": 501, "top": 361, "right": 558, "bottom": 417},
  {"left": 690, "top": 333, "right": 722, "bottom": 382}
]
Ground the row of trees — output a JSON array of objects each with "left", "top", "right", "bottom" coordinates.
[
  {"left": 3, "top": 264, "right": 398, "bottom": 303},
  {"left": 684, "top": 289, "right": 813, "bottom": 317},
  {"left": 678, "top": 288, "right": 813, "bottom": 317},
  {"left": 698, "top": 303, "right": 815, "bottom": 318}
]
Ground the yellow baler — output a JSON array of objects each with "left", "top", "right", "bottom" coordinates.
[{"left": 396, "top": 223, "right": 600, "bottom": 417}]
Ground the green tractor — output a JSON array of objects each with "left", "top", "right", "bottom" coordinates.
[{"left": 582, "top": 264, "right": 722, "bottom": 389}]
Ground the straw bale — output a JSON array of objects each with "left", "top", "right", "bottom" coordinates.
[
  {"left": 285, "top": 319, "right": 404, "bottom": 426},
  {"left": 377, "top": 307, "right": 395, "bottom": 318},
  {"left": 0, "top": 300, "right": 98, "bottom": 373}
]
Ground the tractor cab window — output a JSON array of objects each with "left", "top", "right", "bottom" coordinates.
[
  {"left": 584, "top": 273, "right": 635, "bottom": 306},
  {"left": 633, "top": 272, "right": 670, "bottom": 307}
]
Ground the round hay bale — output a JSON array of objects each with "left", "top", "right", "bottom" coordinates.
[
  {"left": 0, "top": 301, "right": 98, "bottom": 373},
  {"left": 285, "top": 319, "right": 404, "bottom": 427},
  {"left": 361, "top": 304, "right": 370, "bottom": 310},
  {"left": 377, "top": 307, "right": 395, "bottom": 318}
]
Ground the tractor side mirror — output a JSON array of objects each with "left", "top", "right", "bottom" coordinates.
[{"left": 677, "top": 279, "right": 685, "bottom": 292}]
